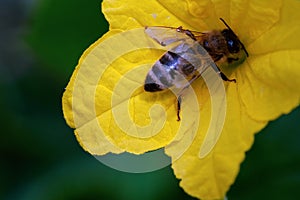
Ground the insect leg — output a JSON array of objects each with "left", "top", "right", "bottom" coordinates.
[
  {"left": 218, "top": 71, "right": 236, "bottom": 82},
  {"left": 176, "top": 26, "right": 197, "bottom": 41},
  {"left": 215, "top": 65, "right": 236, "bottom": 82},
  {"left": 176, "top": 73, "right": 201, "bottom": 121},
  {"left": 177, "top": 95, "right": 182, "bottom": 121}
]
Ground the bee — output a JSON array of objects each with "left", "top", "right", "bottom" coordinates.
[{"left": 144, "top": 18, "right": 248, "bottom": 121}]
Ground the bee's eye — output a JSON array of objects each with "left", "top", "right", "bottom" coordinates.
[
  {"left": 227, "top": 39, "right": 239, "bottom": 53},
  {"left": 228, "top": 40, "right": 234, "bottom": 48},
  {"left": 222, "top": 29, "right": 240, "bottom": 54},
  {"left": 202, "top": 40, "right": 211, "bottom": 52}
]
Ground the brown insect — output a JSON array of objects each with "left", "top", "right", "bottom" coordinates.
[{"left": 144, "top": 18, "right": 248, "bottom": 121}]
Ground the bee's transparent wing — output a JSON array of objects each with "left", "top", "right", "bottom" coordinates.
[{"left": 145, "top": 26, "right": 191, "bottom": 46}]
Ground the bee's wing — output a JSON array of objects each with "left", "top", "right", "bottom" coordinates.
[
  {"left": 145, "top": 26, "right": 191, "bottom": 46},
  {"left": 170, "top": 38, "right": 220, "bottom": 76}
]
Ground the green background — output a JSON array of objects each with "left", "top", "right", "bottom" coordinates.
[{"left": 1, "top": 0, "right": 299, "bottom": 199}]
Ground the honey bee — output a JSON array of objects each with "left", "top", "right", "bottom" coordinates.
[{"left": 144, "top": 18, "right": 248, "bottom": 121}]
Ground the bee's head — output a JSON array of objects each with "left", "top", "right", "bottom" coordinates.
[
  {"left": 221, "top": 29, "right": 241, "bottom": 54},
  {"left": 220, "top": 18, "right": 249, "bottom": 57}
]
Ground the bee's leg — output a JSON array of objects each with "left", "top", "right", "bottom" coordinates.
[
  {"left": 176, "top": 26, "right": 197, "bottom": 41},
  {"left": 215, "top": 64, "right": 236, "bottom": 83},
  {"left": 219, "top": 71, "right": 236, "bottom": 83},
  {"left": 183, "top": 30, "right": 197, "bottom": 41},
  {"left": 177, "top": 95, "right": 182, "bottom": 121}
]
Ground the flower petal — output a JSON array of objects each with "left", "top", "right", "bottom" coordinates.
[
  {"left": 248, "top": 0, "right": 300, "bottom": 54},
  {"left": 227, "top": 0, "right": 282, "bottom": 43},
  {"left": 103, "top": 0, "right": 224, "bottom": 31},
  {"left": 236, "top": 50, "right": 300, "bottom": 121},
  {"left": 62, "top": 30, "right": 125, "bottom": 155},
  {"left": 165, "top": 82, "right": 267, "bottom": 199},
  {"left": 103, "top": 0, "right": 282, "bottom": 43},
  {"left": 103, "top": 0, "right": 191, "bottom": 29},
  {"left": 234, "top": 0, "right": 300, "bottom": 122}
]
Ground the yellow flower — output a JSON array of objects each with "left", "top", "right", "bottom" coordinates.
[{"left": 62, "top": 0, "right": 300, "bottom": 199}]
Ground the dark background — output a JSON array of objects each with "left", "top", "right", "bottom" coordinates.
[{"left": 1, "top": 0, "right": 299, "bottom": 199}]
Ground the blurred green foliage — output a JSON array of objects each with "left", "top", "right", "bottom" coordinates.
[
  {"left": 26, "top": 0, "right": 109, "bottom": 77},
  {"left": 1, "top": 0, "right": 299, "bottom": 200}
]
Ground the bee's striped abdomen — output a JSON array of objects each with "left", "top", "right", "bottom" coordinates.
[
  {"left": 144, "top": 51, "right": 195, "bottom": 92},
  {"left": 144, "top": 51, "right": 179, "bottom": 92}
]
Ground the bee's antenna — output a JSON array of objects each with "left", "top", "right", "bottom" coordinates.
[
  {"left": 220, "top": 18, "right": 232, "bottom": 31},
  {"left": 219, "top": 18, "right": 249, "bottom": 57}
]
